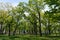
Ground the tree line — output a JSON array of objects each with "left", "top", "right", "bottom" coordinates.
[{"left": 0, "top": 0, "right": 60, "bottom": 36}]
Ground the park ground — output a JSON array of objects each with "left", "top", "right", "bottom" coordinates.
[{"left": 0, "top": 35, "right": 60, "bottom": 40}]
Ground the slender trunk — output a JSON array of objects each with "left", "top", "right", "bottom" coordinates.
[
  {"left": 8, "top": 18, "right": 13, "bottom": 36},
  {"left": 13, "top": 18, "right": 19, "bottom": 35},
  {"left": 36, "top": 3, "right": 42, "bottom": 36},
  {"left": 19, "top": 29, "right": 20, "bottom": 35},
  {"left": 13, "top": 26, "right": 17, "bottom": 35},
  {"left": 33, "top": 24, "right": 37, "bottom": 35},
  {"left": 23, "top": 30, "right": 25, "bottom": 34},
  {"left": 8, "top": 23, "right": 10, "bottom": 36},
  {"left": 1, "top": 23, "right": 2, "bottom": 30},
  {"left": 48, "top": 18, "right": 51, "bottom": 35},
  {"left": 0, "top": 22, "right": 3, "bottom": 34},
  {"left": 39, "top": 13, "right": 42, "bottom": 36},
  {"left": 33, "top": 19, "right": 37, "bottom": 35},
  {"left": 13, "top": 23, "right": 19, "bottom": 35}
]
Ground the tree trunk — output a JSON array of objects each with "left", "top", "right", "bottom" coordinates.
[
  {"left": 33, "top": 19, "right": 37, "bottom": 35},
  {"left": 19, "top": 29, "right": 20, "bottom": 35},
  {"left": 0, "top": 22, "right": 3, "bottom": 34},
  {"left": 8, "top": 23, "right": 10, "bottom": 36},
  {"left": 36, "top": 3, "right": 42, "bottom": 36},
  {"left": 13, "top": 18, "right": 19, "bottom": 35},
  {"left": 48, "top": 18, "right": 51, "bottom": 35},
  {"left": 13, "top": 26, "right": 17, "bottom": 35}
]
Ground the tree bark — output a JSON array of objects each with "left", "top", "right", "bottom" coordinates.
[
  {"left": 13, "top": 25, "right": 17, "bottom": 35},
  {"left": 0, "top": 22, "right": 3, "bottom": 34},
  {"left": 48, "top": 18, "right": 51, "bottom": 35},
  {"left": 33, "top": 18, "right": 37, "bottom": 35},
  {"left": 36, "top": 2, "right": 42, "bottom": 36},
  {"left": 8, "top": 23, "right": 10, "bottom": 36}
]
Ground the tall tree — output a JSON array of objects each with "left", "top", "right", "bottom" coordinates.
[
  {"left": 25, "top": 0, "right": 44, "bottom": 36},
  {"left": 44, "top": 0, "right": 60, "bottom": 35}
]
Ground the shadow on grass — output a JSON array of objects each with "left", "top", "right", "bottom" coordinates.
[{"left": 0, "top": 35, "right": 60, "bottom": 40}]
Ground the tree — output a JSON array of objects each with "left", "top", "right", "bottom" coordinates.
[
  {"left": 24, "top": 0, "right": 44, "bottom": 36},
  {"left": 44, "top": 0, "right": 60, "bottom": 35},
  {"left": 11, "top": 2, "right": 25, "bottom": 35}
]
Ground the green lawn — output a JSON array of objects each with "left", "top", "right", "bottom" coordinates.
[{"left": 0, "top": 35, "right": 60, "bottom": 40}]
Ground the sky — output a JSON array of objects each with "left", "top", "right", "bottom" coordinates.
[
  {"left": 0, "top": 0, "right": 28, "bottom": 6},
  {"left": 0, "top": 0, "right": 49, "bottom": 11}
]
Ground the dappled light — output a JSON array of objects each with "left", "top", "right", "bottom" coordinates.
[{"left": 0, "top": 0, "right": 60, "bottom": 40}]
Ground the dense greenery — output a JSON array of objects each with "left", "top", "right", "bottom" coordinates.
[{"left": 0, "top": 0, "right": 60, "bottom": 40}]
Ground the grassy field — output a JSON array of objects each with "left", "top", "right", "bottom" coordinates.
[{"left": 0, "top": 35, "right": 60, "bottom": 40}]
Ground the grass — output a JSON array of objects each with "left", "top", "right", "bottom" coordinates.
[{"left": 0, "top": 35, "right": 60, "bottom": 40}]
